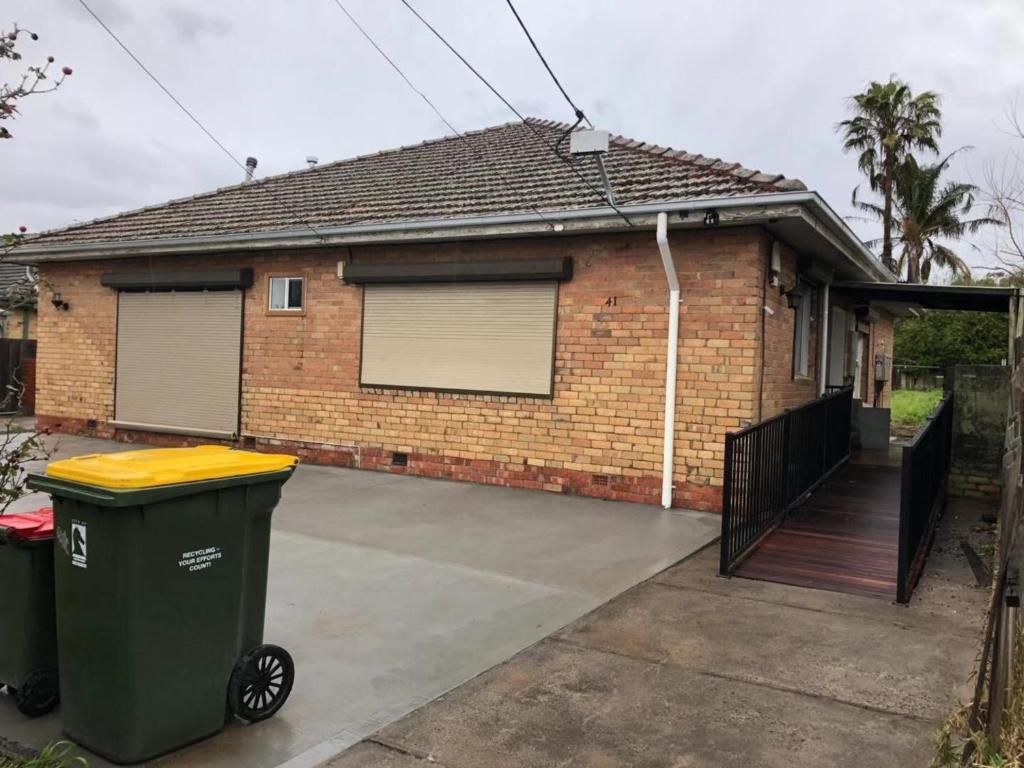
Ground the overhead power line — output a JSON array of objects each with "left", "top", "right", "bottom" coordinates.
[
  {"left": 326, "top": 0, "right": 554, "bottom": 226},
  {"left": 398, "top": 0, "right": 632, "bottom": 226},
  {"left": 76, "top": 0, "right": 326, "bottom": 241},
  {"left": 503, "top": 0, "right": 591, "bottom": 128}
]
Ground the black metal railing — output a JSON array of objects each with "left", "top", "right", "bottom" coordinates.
[
  {"left": 720, "top": 386, "right": 853, "bottom": 575},
  {"left": 897, "top": 394, "right": 954, "bottom": 603}
]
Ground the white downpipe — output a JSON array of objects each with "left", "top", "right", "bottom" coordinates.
[
  {"left": 656, "top": 212, "right": 680, "bottom": 509},
  {"left": 818, "top": 284, "right": 830, "bottom": 395}
]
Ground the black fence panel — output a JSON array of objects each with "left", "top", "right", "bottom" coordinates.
[
  {"left": 720, "top": 387, "right": 853, "bottom": 575},
  {"left": 897, "top": 394, "right": 954, "bottom": 603}
]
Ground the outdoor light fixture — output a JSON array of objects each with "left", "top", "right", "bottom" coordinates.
[
  {"left": 703, "top": 209, "right": 720, "bottom": 227},
  {"left": 785, "top": 291, "right": 802, "bottom": 310},
  {"left": 50, "top": 293, "right": 69, "bottom": 311}
]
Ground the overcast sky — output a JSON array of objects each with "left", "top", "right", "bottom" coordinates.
[{"left": 4, "top": 0, "right": 1023, "bottom": 273}]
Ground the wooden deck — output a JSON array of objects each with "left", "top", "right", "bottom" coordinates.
[{"left": 733, "top": 449, "right": 903, "bottom": 599}]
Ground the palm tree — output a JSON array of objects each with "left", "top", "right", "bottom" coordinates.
[
  {"left": 838, "top": 79, "right": 943, "bottom": 272},
  {"left": 854, "top": 151, "right": 999, "bottom": 283}
]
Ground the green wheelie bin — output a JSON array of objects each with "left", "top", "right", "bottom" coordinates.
[
  {"left": 27, "top": 445, "right": 299, "bottom": 764},
  {"left": 0, "top": 508, "right": 60, "bottom": 717}
]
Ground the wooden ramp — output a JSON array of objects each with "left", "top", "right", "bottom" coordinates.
[{"left": 733, "top": 450, "right": 902, "bottom": 600}]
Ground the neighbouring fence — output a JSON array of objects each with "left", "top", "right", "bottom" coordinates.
[
  {"left": 966, "top": 337, "right": 1023, "bottom": 753},
  {"left": 896, "top": 394, "right": 954, "bottom": 603},
  {"left": 894, "top": 364, "right": 944, "bottom": 391},
  {"left": 946, "top": 365, "right": 1010, "bottom": 499},
  {"left": 720, "top": 386, "right": 853, "bottom": 575},
  {"left": 0, "top": 339, "right": 37, "bottom": 414}
]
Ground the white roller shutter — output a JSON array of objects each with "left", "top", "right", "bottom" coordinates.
[
  {"left": 114, "top": 290, "right": 242, "bottom": 438},
  {"left": 361, "top": 282, "right": 557, "bottom": 396}
]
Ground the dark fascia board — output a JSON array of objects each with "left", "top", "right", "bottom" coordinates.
[
  {"left": 833, "top": 281, "right": 1016, "bottom": 313},
  {"left": 342, "top": 257, "right": 573, "bottom": 285},
  {"left": 100, "top": 268, "right": 254, "bottom": 291}
]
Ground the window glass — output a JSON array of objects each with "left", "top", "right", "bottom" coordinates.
[
  {"left": 287, "top": 277, "right": 303, "bottom": 309},
  {"left": 793, "top": 289, "right": 812, "bottom": 378},
  {"left": 269, "top": 276, "right": 302, "bottom": 311}
]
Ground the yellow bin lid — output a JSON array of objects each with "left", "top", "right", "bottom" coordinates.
[{"left": 45, "top": 445, "right": 298, "bottom": 489}]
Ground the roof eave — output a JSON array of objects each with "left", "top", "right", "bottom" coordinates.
[{"left": 10, "top": 191, "right": 892, "bottom": 282}]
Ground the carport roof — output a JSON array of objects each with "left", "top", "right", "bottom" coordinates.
[{"left": 833, "top": 282, "right": 1018, "bottom": 313}]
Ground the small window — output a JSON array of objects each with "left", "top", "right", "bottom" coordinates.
[
  {"left": 268, "top": 276, "right": 304, "bottom": 312},
  {"left": 792, "top": 288, "right": 812, "bottom": 378}
]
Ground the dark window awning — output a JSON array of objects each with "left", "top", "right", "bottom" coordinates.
[
  {"left": 833, "top": 282, "right": 1018, "bottom": 313},
  {"left": 341, "top": 258, "right": 572, "bottom": 285}
]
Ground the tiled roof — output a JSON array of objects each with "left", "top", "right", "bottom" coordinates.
[{"left": 28, "top": 118, "right": 806, "bottom": 247}]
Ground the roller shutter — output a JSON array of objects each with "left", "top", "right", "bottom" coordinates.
[
  {"left": 361, "top": 281, "right": 557, "bottom": 396},
  {"left": 114, "top": 291, "right": 242, "bottom": 437}
]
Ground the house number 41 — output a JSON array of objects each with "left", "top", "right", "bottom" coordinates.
[{"left": 604, "top": 296, "right": 617, "bottom": 307}]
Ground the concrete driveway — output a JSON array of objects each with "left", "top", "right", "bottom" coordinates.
[
  {"left": 328, "top": 499, "right": 991, "bottom": 768},
  {"left": 0, "top": 432, "right": 719, "bottom": 767}
]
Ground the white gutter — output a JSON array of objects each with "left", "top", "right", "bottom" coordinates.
[
  {"left": 656, "top": 212, "right": 680, "bottom": 509},
  {"left": 818, "top": 284, "right": 830, "bottom": 395},
  {"left": 11, "top": 191, "right": 894, "bottom": 282}
]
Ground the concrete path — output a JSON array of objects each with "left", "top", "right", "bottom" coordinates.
[
  {"left": 0, "top": 432, "right": 719, "bottom": 767},
  {"left": 328, "top": 498, "right": 991, "bottom": 767}
]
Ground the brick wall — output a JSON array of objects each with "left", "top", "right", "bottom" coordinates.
[
  {"left": 36, "top": 262, "right": 115, "bottom": 427},
  {"left": 869, "top": 311, "right": 894, "bottom": 408},
  {"left": 2, "top": 307, "right": 37, "bottom": 340},
  {"left": 758, "top": 241, "right": 820, "bottom": 418},
  {"left": 35, "top": 227, "right": 801, "bottom": 513}
]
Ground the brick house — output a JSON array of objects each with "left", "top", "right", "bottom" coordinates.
[
  {"left": 0, "top": 262, "right": 37, "bottom": 340},
  {"left": 12, "top": 119, "right": 896, "bottom": 512}
]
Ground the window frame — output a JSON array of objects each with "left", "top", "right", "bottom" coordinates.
[
  {"left": 266, "top": 274, "right": 306, "bottom": 315},
  {"left": 792, "top": 283, "right": 813, "bottom": 379}
]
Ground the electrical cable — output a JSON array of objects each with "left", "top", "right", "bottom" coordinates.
[
  {"left": 399, "top": 0, "right": 632, "bottom": 225},
  {"left": 504, "top": 0, "right": 592, "bottom": 128},
  {"left": 327, "top": 0, "right": 555, "bottom": 225},
  {"left": 76, "top": 0, "right": 327, "bottom": 240}
]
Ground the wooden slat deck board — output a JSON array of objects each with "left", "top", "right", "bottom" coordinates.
[{"left": 733, "top": 455, "right": 901, "bottom": 600}]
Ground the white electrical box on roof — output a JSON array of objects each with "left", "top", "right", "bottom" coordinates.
[{"left": 569, "top": 129, "right": 609, "bottom": 155}]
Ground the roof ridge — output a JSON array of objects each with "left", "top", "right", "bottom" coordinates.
[
  {"left": 528, "top": 118, "right": 805, "bottom": 191},
  {"left": 609, "top": 131, "right": 804, "bottom": 190}
]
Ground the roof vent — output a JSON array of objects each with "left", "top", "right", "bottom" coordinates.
[
  {"left": 569, "top": 129, "right": 609, "bottom": 155},
  {"left": 306, "top": 156, "right": 318, "bottom": 168},
  {"left": 244, "top": 156, "right": 258, "bottom": 183}
]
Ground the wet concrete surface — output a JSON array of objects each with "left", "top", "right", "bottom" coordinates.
[{"left": 328, "top": 497, "right": 991, "bottom": 767}]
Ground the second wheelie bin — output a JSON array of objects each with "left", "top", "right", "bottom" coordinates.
[
  {"left": 27, "top": 445, "right": 299, "bottom": 764},
  {"left": 0, "top": 508, "right": 59, "bottom": 717}
]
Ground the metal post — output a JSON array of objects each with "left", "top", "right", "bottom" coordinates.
[
  {"left": 897, "top": 443, "right": 913, "bottom": 604},
  {"left": 719, "top": 434, "right": 735, "bottom": 576}
]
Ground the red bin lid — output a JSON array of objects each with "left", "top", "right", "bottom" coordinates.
[{"left": 0, "top": 508, "right": 54, "bottom": 541}]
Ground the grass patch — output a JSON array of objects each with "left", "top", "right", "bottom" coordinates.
[
  {"left": 892, "top": 388, "right": 944, "bottom": 426},
  {"left": 0, "top": 742, "right": 87, "bottom": 768}
]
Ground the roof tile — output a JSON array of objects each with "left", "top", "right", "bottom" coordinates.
[{"left": 27, "top": 118, "right": 804, "bottom": 247}]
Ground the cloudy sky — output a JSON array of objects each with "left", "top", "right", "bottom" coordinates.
[{"left": 4, "top": 0, "right": 1023, "bottom": 272}]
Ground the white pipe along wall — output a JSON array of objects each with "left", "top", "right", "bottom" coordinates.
[{"left": 656, "top": 212, "right": 680, "bottom": 509}]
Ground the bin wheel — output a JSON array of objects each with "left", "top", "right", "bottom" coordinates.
[
  {"left": 15, "top": 668, "right": 59, "bottom": 718},
  {"left": 228, "top": 644, "right": 294, "bottom": 723}
]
